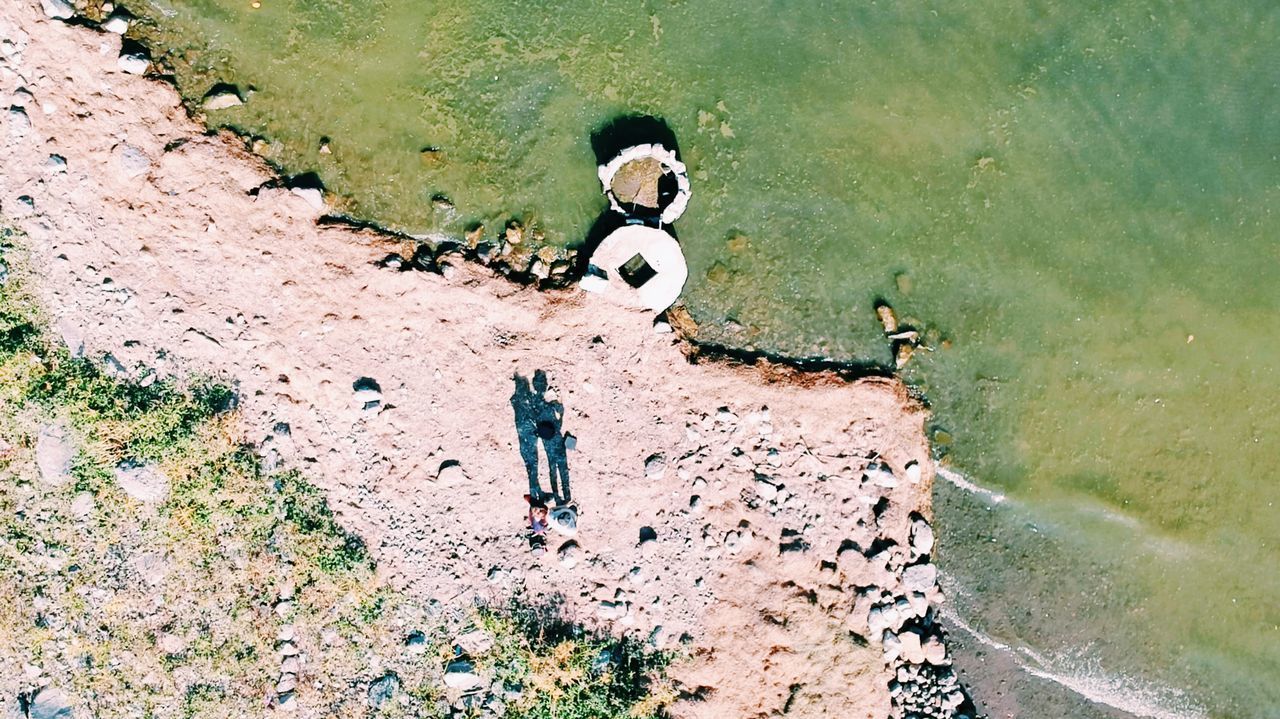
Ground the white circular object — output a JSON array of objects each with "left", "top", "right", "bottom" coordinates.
[
  {"left": 580, "top": 225, "right": 688, "bottom": 312},
  {"left": 597, "top": 143, "right": 692, "bottom": 225}
]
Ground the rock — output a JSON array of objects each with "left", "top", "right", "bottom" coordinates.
[
  {"left": 36, "top": 423, "right": 76, "bottom": 486},
  {"left": 754, "top": 477, "right": 778, "bottom": 501},
  {"left": 115, "top": 144, "right": 151, "bottom": 178},
  {"left": 156, "top": 632, "right": 186, "bottom": 654},
  {"left": 904, "top": 459, "right": 922, "bottom": 483},
  {"left": 7, "top": 107, "right": 31, "bottom": 140},
  {"left": 910, "top": 518, "right": 935, "bottom": 557},
  {"left": 443, "top": 661, "right": 481, "bottom": 690},
  {"left": 902, "top": 563, "right": 938, "bottom": 593},
  {"left": 367, "top": 673, "right": 401, "bottom": 707},
  {"left": 113, "top": 462, "right": 169, "bottom": 502},
  {"left": 643, "top": 453, "right": 666, "bottom": 479},
  {"left": 882, "top": 630, "right": 902, "bottom": 662},
  {"left": 277, "top": 692, "right": 298, "bottom": 712},
  {"left": 865, "top": 463, "right": 897, "bottom": 489},
  {"left": 45, "top": 154, "right": 66, "bottom": 174},
  {"left": 290, "top": 187, "right": 325, "bottom": 211},
  {"left": 405, "top": 630, "right": 427, "bottom": 654},
  {"left": 352, "top": 377, "right": 381, "bottom": 409},
  {"left": 596, "top": 601, "right": 626, "bottom": 620},
  {"left": 923, "top": 636, "right": 947, "bottom": 665},
  {"left": 876, "top": 303, "right": 898, "bottom": 334},
  {"left": 132, "top": 552, "right": 169, "bottom": 585},
  {"left": 897, "top": 630, "right": 926, "bottom": 664},
  {"left": 102, "top": 13, "right": 130, "bottom": 33},
  {"left": 28, "top": 687, "right": 72, "bottom": 719},
  {"left": 276, "top": 674, "right": 297, "bottom": 694},
  {"left": 202, "top": 91, "right": 243, "bottom": 111},
  {"left": 563, "top": 433, "right": 577, "bottom": 451},
  {"left": 281, "top": 656, "right": 299, "bottom": 674},
  {"left": 455, "top": 629, "right": 494, "bottom": 657},
  {"left": 117, "top": 53, "right": 149, "bottom": 75},
  {"left": 557, "top": 540, "right": 580, "bottom": 569},
  {"left": 40, "top": 0, "right": 74, "bottom": 20},
  {"left": 278, "top": 641, "right": 299, "bottom": 657},
  {"left": 69, "top": 492, "right": 94, "bottom": 518},
  {"left": 436, "top": 461, "right": 467, "bottom": 485}
]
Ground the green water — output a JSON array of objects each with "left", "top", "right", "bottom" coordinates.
[{"left": 124, "top": 1, "right": 1280, "bottom": 716}]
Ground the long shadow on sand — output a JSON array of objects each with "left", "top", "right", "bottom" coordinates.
[{"left": 511, "top": 370, "right": 571, "bottom": 505}]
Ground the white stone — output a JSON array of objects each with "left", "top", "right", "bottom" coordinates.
[
  {"left": 115, "top": 144, "right": 151, "bottom": 178},
  {"left": 754, "top": 477, "right": 778, "bottom": 501},
  {"left": 36, "top": 424, "right": 76, "bottom": 486},
  {"left": 114, "top": 463, "right": 169, "bottom": 502},
  {"left": 904, "top": 459, "right": 922, "bottom": 483},
  {"left": 28, "top": 686, "right": 72, "bottom": 719},
  {"left": 70, "top": 492, "right": 94, "bottom": 518},
  {"left": 910, "top": 518, "right": 935, "bottom": 557},
  {"left": 117, "top": 53, "right": 149, "bottom": 75},
  {"left": 902, "top": 563, "right": 938, "bottom": 593},
  {"left": 443, "top": 661, "right": 482, "bottom": 690},
  {"left": 290, "top": 187, "right": 325, "bottom": 211},
  {"left": 40, "top": 0, "right": 74, "bottom": 20},
  {"left": 202, "top": 92, "right": 243, "bottom": 111},
  {"left": 102, "top": 14, "right": 130, "bottom": 34}
]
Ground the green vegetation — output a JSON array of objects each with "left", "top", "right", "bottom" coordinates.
[
  {"left": 473, "top": 603, "right": 673, "bottom": 719},
  {"left": 0, "top": 229, "right": 671, "bottom": 717}
]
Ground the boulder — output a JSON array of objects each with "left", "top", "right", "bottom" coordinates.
[
  {"left": 117, "top": 53, "right": 149, "bottom": 75},
  {"left": 902, "top": 563, "right": 938, "bottom": 594},
  {"left": 367, "top": 673, "right": 400, "bottom": 707},
  {"left": 643, "top": 453, "right": 666, "bottom": 479},
  {"left": 36, "top": 423, "right": 76, "bottom": 485},
  {"left": 910, "top": 518, "right": 934, "bottom": 557},
  {"left": 443, "top": 661, "right": 481, "bottom": 690},
  {"left": 202, "top": 91, "right": 243, "bottom": 111},
  {"left": 28, "top": 686, "right": 72, "bottom": 719},
  {"left": 102, "top": 13, "right": 130, "bottom": 34},
  {"left": 114, "top": 462, "right": 169, "bottom": 502}
]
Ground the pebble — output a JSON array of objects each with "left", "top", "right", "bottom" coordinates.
[
  {"left": 113, "top": 462, "right": 170, "bottom": 502},
  {"left": 643, "top": 453, "right": 666, "bottom": 479},
  {"left": 117, "top": 53, "right": 149, "bottom": 75},
  {"left": 368, "top": 673, "right": 402, "bottom": 706},
  {"left": 203, "top": 91, "right": 243, "bottom": 111},
  {"left": 35, "top": 423, "right": 76, "bottom": 486},
  {"left": 754, "top": 477, "right": 778, "bottom": 501},
  {"left": 557, "top": 540, "right": 580, "bottom": 569},
  {"left": 8, "top": 106, "right": 30, "bottom": 139},
  {"left": 442, "top": 661, "right": 481, "bottom": 690},
  {"left": 28, "top": 686, "right": 72, "bottom": 719},
  {"left": 40, "top": 0, "right": 74, "bottom": 20},
  {"left": 902, "top": 563, "right": 938, "bottom": 593},
  {"left": 102, "top": 13, "right": 130, "bottom": 34}
]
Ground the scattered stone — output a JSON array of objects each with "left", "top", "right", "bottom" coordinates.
[
  {"left": 436, "top": 460, "right": 467, "bottom": 484},
  {"left": 443, "top": 661, "right": 481, "bottom": 690},
  {"left": 28, "top": 686, "right": 72, "bottom": 719},
  {"left": 643, "top": 453, "right": 666, "bottom": 479},
  {"left": 277, "top": 692, "right": 298, "bottom": 712},
  {"left": 904, "top": 459, "right": 922, "bottom": 483},
  {"left": 115, "top": 144, "right": 151, "bottom": 178},
  {"left": 45, "top": 154, "right": 66, "bottom": 174},
  {"left": 36, "top": 423, "right": 76, "bottom": 486},
  {"left": 557, "top": 540, "right": 580, "bottom": 569},
  {"left": 69, "top": 492, "right": 94, "bottom": 518},
  {"left": 923, "top": 635, "right": 948, "bottom": 665},
  {"left": 455, "top": 629, "right": 494, "bottom": 657},
  {"left": 902, "top": 563, "right": 938, "bottom": 593},
  {"left": 117, "top": 53, "right": 149, "bottom": 75},
  {"left": 910, "top": 518, "right": 935, "bottom": 557},
  {"left": 352, "top": 376, "right": 382, "bottom": 409},
  {"left": 40, "top": 0, "right": 74, "bottom": 20},
  {"left": 290, "top": 186, "right": 324, "bottom": 210},
  {"left": 367, "top": 673, "right": 401, "bottom": 707},
  {"left": 754, "top": 477, "right": 778, "bottom": 501},
  {"left": 897, "top": 630, "right": 925, "bottom": 664},
  {"left": 865, "top": 463, "right": 897, "bottom": 489},
  {"left": 281, "top": 656, "right": 299, "bottom": 674},
  {"left": 276, "top": 674, "right": 297, "bottom": 694},
  {"left": 8, "top": 106, "right": 31, "bottom": 139},
  {"left": 102, "top": 12, "right": 130, "bottom": 34},
  {"left": 113, "top": 462, "right": 169, "bottom": 502},
  {"left": 202, "top": 90, "right": 243, "bottom": 111},
  {"left": 405, "top": 630, "right": 427, "bottom": 654}
]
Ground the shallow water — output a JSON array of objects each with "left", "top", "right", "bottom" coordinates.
[{"left": 127, "top": 1, "right": 1280, "bottom": 716}]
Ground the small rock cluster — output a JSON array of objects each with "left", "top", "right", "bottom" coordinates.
[
  {"left": 273, "top": 579, "right": 302, "bottom": 712},
  {"left": 374, "top": 218, "right": 580, "bottom": 288}
]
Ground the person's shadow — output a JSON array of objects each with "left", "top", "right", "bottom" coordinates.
[{"left": 511, "top": 370, "right": 572, "bottom": 505}]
